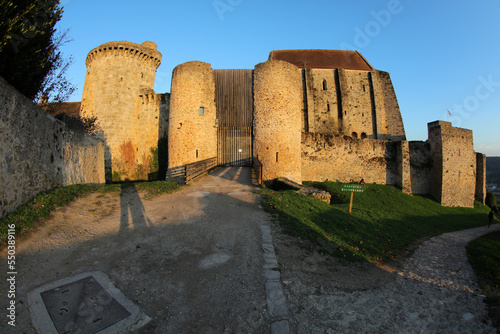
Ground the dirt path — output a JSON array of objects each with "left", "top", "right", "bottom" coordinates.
[
  {"left": 1, "top": 166, "right": 498, "bottom": 333},
  {"left": 1, "top": 167, "right": 274, "bottom": 333}
]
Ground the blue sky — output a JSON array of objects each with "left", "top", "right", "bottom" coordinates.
[{"left": 55, "top": 0, "right": 500, "bottom": 156}]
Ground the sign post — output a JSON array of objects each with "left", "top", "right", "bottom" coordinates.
[{"left": 340, "top": 184, "right": 366, "bottom": 224}]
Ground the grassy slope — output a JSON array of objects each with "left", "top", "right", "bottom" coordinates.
[
  {"left": 0, "top": 181, "right": 181, "bottom": 245},
  {"left": 467, "top": 231, "right": 500, "bottom": 295},
  {"left": 467, "top": 230, "right": 500, "bottom": 328},
  {"left": 261, "top": 181, "right": 494, "bottom": 263}
]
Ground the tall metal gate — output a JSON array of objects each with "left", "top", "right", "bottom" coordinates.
[{"left": 214, "top": 69, "right": 253, "bottom": 166}]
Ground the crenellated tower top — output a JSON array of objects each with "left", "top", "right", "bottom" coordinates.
[{"left": 85, "top": 41, "right": 162, "bottom": 69}]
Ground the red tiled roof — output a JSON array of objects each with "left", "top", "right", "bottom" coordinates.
[{"left": 268, "top": 50, "right": 374, "bottom": 71}]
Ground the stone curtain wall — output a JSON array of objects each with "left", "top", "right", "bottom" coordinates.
[
  {"left": 168, "top": 61, "right": 217, "bottom": 168},
  {"left": 80, "top": 41, "right": 162, "bottom": 181},
  {"left": 0, "top": 76, "right": 104, "bottom": 218},
  {"left": 254, "top": 60, "right": 303, "bottom": 184},
  {"left": 301, "top": 133, "right": 398, "bottom": 185},
  {"left": 133, "top": 93, "right": 169, "bottom": 179}
]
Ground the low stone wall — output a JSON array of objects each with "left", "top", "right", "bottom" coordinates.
[
  {"left": 0, "top": 76, "right": 105, "bottom": 218},
  {"left": 301, "top": 133, "right": 398, "bottom": 185}
]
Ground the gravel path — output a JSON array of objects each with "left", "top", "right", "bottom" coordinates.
[{"left": 272, "top": 223, "right": 500, "bottom": 333}]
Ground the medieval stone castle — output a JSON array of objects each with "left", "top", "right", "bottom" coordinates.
[
  {"left": 0, "top": 39, "right": 486, "bottom": 217},
  {"left": 77, "top": 40, "right": 487, "bottom": 208}
]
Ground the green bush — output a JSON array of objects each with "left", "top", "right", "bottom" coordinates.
[
  {"left": 486, "top": 192, "right": 497, "bottom": 209},
  {"left": 112, "top": 171, "right": 122, "bottom": 182}
]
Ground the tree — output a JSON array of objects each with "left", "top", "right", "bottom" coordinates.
[
  {"left": 0, "top": 0, "right": 68, "bottom": 101},
  {"left": 34, "top": 28, "right": 76, "bottom": 104}
]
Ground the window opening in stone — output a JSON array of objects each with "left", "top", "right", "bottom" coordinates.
[
  {"left": 276, "top": 152, "right": 279, "bottom": 162},
  {"left": 327, "top": 104, "right": 330, "bottom": 112},
  {"left": 352, "top": 132, "right": 358, "bottom": 139},
  {"left": 323, "top": 80, "right": 327, "bottom": 91},
  {"left": 199, "top": 107, "right": 205, "bottom": 115},
  {"left": 361, "top": 132, "right": 367, "bottom": 139},
  {"left": 196, "top": 149, "right": 199, "bottom": 158}
]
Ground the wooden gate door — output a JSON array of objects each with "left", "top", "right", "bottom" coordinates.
[{"left": 214, "top": 69, "right": 253, "bottom": 166}]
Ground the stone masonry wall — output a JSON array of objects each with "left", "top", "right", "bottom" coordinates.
[
  {"left": 302, "top": 68, "right": 406, "bottom": 142},
  {"left": 301, "top": 133, "right": 398, "bottom": 185},
  {"left": 338, "top": 69, "right": 375, "bottom": 139},
  {"left": 303, "top": 69, "right": 340, "bottom": 133},
  {"left": 168, "top": 61, "right": 217, "bottom": 168},
  {"left": 428, "top": 121, "right": 476, "bottom": 207},
  {"left": 132, "top": 93, "right": 169, "bottom": 179},
  {"left": 0, "top": 76, "right": 105, "bottom": 219},
  {"left": 254, "top": 60, "right": 303, "bottom": 183},
  {"left": 371, "top": 71, "right": 406, "bottom": 140},
  {"left": 396, "top": 140, "right": 412, "bottom": 194},
  {"left": 409, "top": 141, "right": 432, "bottom": 195},
  {"left": 80, "top": 41, "right": 162, "bottom": 181},
  {"left": 475, "top": 153, "right": 486, "bottom": 204}
]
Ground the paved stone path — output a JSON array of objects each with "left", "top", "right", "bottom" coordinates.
[{"left": 399, "top": 224, "right": 500, "bottom": 293}]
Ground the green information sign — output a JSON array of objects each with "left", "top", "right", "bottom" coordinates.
[
  {"left": 340, "top": 184, "right": 366, "bottom": 193},
  {"left": 340, "top": 183, "right": 366, "bottom": 224}
]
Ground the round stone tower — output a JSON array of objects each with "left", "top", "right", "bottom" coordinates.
[
  {"left": 168, "top": 61, "right": 217, "bottom": 169},
  {"left": 253, "top": 60, "right": 303, "bottom": 183},
  {"left": 81, "top": 41, "right": 162, "bottom": 182}
]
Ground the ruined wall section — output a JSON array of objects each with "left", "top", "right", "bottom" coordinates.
[
  {"left": 254, "top": 60, "right": 302, "bottom": 183},
  {"left": 301, "top": 133, "right": 398, "bottom": 185},
  {"left": 168, "top": 61, "right": 217, "bottom": 169},
  {"left": 428, "top": 121, "right": 475, "bottom": 207},
  {"left": 0, "top": 76, "right": 104, "bottom": 219},
  {"left": 80, "top": 41, "right": 162, "bottom": 181}
]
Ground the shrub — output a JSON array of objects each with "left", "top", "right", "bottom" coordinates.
[
  {"left": 486, "top": 192, "right": 497, "bottom": 209},
  {"left": 112, "top": 171, "right": 122, "bottom": 182}
]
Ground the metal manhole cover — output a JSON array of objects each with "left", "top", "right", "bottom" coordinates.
[
  {"left": 40, "top": 276, "right": 131, "bottom": 334},
  {"left": 28, "top": 271, "right": 151, "bottom": 334}
]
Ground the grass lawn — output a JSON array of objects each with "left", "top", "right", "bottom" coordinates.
[
  {"left": 467, "top": 230, "right": 500, "bottom": 328},
  {"left": 0, "top": 180, "right": 182, "bottom": 245},
  {"left": 261, "top": 181, "right": 495, "bottom": 263}
]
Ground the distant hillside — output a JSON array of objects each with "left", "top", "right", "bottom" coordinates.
[{"left": 487, "top": 157, "right": 500, "bottom": 185}]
